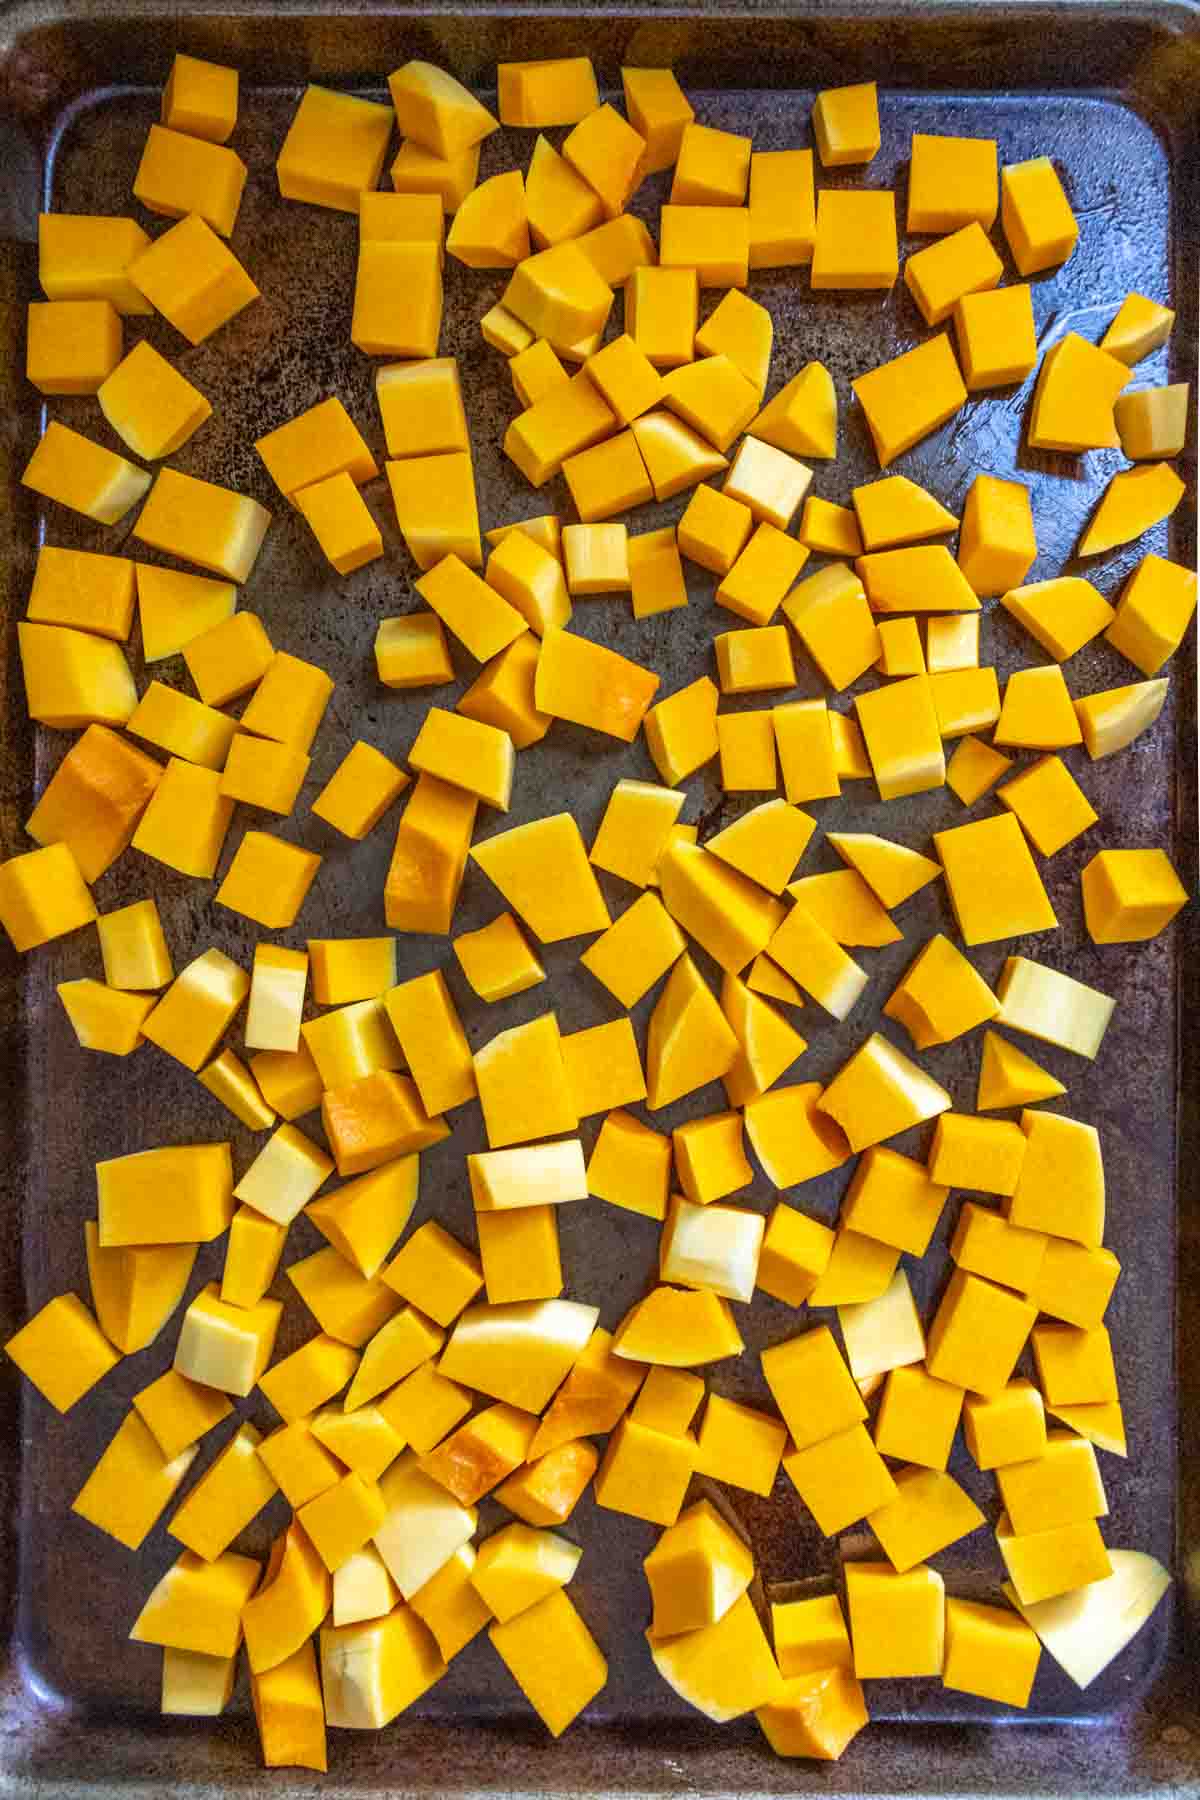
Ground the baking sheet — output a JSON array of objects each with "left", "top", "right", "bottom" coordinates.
[{"left": 1, "top": 3, "right": 1198, "bottom": 1790}]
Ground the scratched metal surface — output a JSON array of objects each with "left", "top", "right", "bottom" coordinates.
[{"left": 0, "top": 4, "right": 1198, "bottom": 1795}]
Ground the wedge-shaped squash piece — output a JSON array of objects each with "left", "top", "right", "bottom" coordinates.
[
  {"left": 646, "top": 953, "right": 739, "bottom": 1110},
  {"left": 534, "top": 626, "right": 659, "bottom": 741},
  {"left": 826, "top": 832, "right": 941, "bottom": 908},
  {"left": 131, "top": 1550, "right": 260, "bottom": 1658},
  {"left": 650, "top": 1591, "right": 784, "bottom": 1721},
  {"left": 472, "top": 814, "right": 609, "bottom": 942},
  {"left": 243, "top": 1522, "right": 331, "bottom": 1675},
  {"left": 745, "top": 1082, "right": 850, "bottom": 1186},
  {"left": 1078, "top": 463, "right": 1185, "bottom": 556},
  {"left": 98, "top": 1143, "right": 234, "bottom": 1246},
  {"left": 372, "top": 1453, "right": 478, "bottom": 1599},
  {"left": 720, "top": 972, "right": 807, "bottom": 1107},
  {"left": 85, "top": 1222, "right": 195, "bottom": 1353},
  {"left": 446, "top": 170, "right": 529, "bottom": 268},
  {"left": 320, "top": 1605, "right": 447, "bottom": 1727},
  {"left": 857, "top": 544, "right": 979, "bottom": 612},
  {"left": 749, "top": 361, "right": 836, "bottom": 458},
  {"left": 384, "top": 773, "right": 478, "bottom": 937},
  {"left": 883, "top": 933, "right": 999, "bottom": 1049},
  {"left": 1000, "top": 577, "right": 1114, "bottom": 662},
  {"left": 1027, "top": 333, "right": 1128, "bottom": 451},
  {"left": 344, "top": 1308, "right": 444, "bottom": 1411},
  {"left": 612, "top": 1285, "right": 743, "bottom": 1366},
  {"left": 977, "top": 1030, "right": 1065, "bottom": 1110},
  {"left": 766, "top": 903, "right": 868, "bottom": 1019},
  {"left": 72, "top": 1410, "right": 198, "bottom": 1550},
  {"left": 388, "top": 61, "right": 499, "bottom": 160},
  {"left": 818, "top": 1032, "right": 952, "bottom": 1153},
  {"left": 658, "top": 839, "right": 784, "bottom": 974},
  {"left": 852, "top": 475, "right": 958, "bottom": 550},
  {"left": 1004, "top": 1550, "right": 1170, "bottom": 1689},
  {"left": 439, "top": 1299, "right": 598, "bottom": 1412}
]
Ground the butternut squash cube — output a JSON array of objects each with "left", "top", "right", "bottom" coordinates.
[
  {"left": 453, "top": 910, "right": 545, "bottom": 1003},
  {"left": 612, "top": 1285, "right": 742, "bottom": 1367},
  {"left": 392, "top": 137, "right": 480, "bottom": 212},
  {"left": 719, "top": 521, "right": 808, "bottom": 627},
  {"left": 527, "top": 1324, "right": 643, "bottom": 1457},
  {"left": 749, "top": 360, "right": 837, "bottom": 458},
  {"left": 322, "top": 1070, "right": 449, "bottom": 1177},
  {"left": 174, "top": 1287, "right": 282, "bottom": 1400},
  {"left": 812, "top": 189, "right": 897, "bottom": 290},
  {"left": 585, "top": 1107, "right": 672, "bottom": 1220},
  {"left": 85, "top": 1220, "right": 195, "bottom": 1353},
  {"left": 495, "top": 1440, "right": 598, "bottom": 1528},
  {"left": 320, "top": 1606, "right": 446, "bottom": 1725},
  {"left": 220, "top": 1206, "right": 286, "bottom": 1305},
  {"left": 97, "top": 1141, "right": 233, "bottom": 1248},
  {"left": 39, "top": 211, "right": 152, "bottom": 314},
  {"left": 1100, "top": 291, "right": 1175, "bottom": 364},
  {"left": 852, "top": 334, "right": 967, "bottom": 466},
  {"left": 593, "top": 1414, "right": 697, "bottom": 1526},
  {"left": 846, "top": 1560, "right": 945, "bottom": 1679},
  {"left": 934, "top": 811, "right": 1057, "bottom": 944},
  {"left": 869, "top": 1465, "right": 985, "bottom": 1571},
  {"left": 1106, "top": 552, "right": 1197, "bottom": 675},
  {"left": 562, "top": 103, "right": 645, "bottom": 218},
  {"left": 757, "top": 1665, "right": 870, "bottom": 1759},
  {"left": 133, "top": 122, "right": 246, "bottom": 237},
  {"left": 926, "top": 1268, "right": 1037, "bottom": 1395},
  {"left": 135, "top": 465, "right": 271, "bottom": 583},
  {"left": 909, "top": 130, "right": 998, "bottom": 231},
  {"left": 4, "top": 1291, "right": 118, "bottom": 1412},
  {"left": 563, "top": 428, "right": 653, "bottom": 520},
  {"left": 127, "top": 213, "right": 258, "bottom": 343},
  {"left": 996, "top": 1512, "right": 1111, "bottom": 1605},
  {"left": 1078, "top": 461, "right": 1185, "bottom": 558},
  {"left": 389, "top": 60, "right": 497, "bottom": 160},
  {"left": 26, "top": 724, "right": 160, "bottom": 884},
  {"left": 874, "top": 1363, "right": 965, "bottom": 1471},
  {"left": 659, "top": 203, "right": 750, "bottom": 288},
  {"left": 287, "top": 1247, "right": 402, "bottom": 1348},
  {"left": 717, "top": 712, "right": 777, "bottom": 792},
  {"left": 943, "top": 1597, "right": 1040, "bottom": 1708},
  {"left": 817, "top": 1029, "right": 951, "bottom": 1152},
  {"left": 26, "top": 297, "right": 122, "bottom": 395},
  {"left": 1001, "top": 155, "right": 1078, "bottom": 274},
  {"left": 958, "top": 473, "right": 1037, "bottom": 596},
  {"left": 438, "top": 1298, "right": 598, "bottom": 1414},
  {"left": 298, "top": 1470, "right": 387, "bottom": 1573},
  {"left": 560, "top": 522, "right": 629, "bottom": 594},
  {"left": 258, "top": 1333, "right": 359, "bottom": 1423},
  {"left": 167, "top": 1421, "right": 277, "bottom": 1560},
  {"left": 626, "top": 265, "right": 698, "bottom": 368},
  {"left": 407, "top": 1544, "right": 489, "bottom": 1658},
  {"left": 461, "top": 1204, "right": 554, "bottom": 1303},
  {"left": 97, "top": 896, "right": 170, "bottom": 992},
  {"left": 503, "top": 242, "right": 613, "bottom": 351},
  {"left": 946, "top": 733, "right": 1011, "bottom": 805},
  {"left": 756, "top": 1203, "right": 833, "bottom": 1305},
  {"left": 953, "top": 281, "right": 1038, "bottom": 390},
  {"left": 162, "top": 1646, "right": 237, "bottom": 1718},
  {"left": 490, "top": 1587, "right": 606, "bottom": 1736},
  {"left": 331, "top": 1544, "right": 400, "bottom": 1627},
  {"left": 782, "top": 562, "right": 880, "bottom": 688},
  {"left": 1114, "top": 382, "right": 1189, "bottom": 460},
  {"left": 352, "top": 241, "right": 442, "bottom": 357},
  {"left": 1081, "top": 846, "right": 1187, "bottom": 944},
  {"left": 784, "top": 1421, "right": 897, "bottom": 1535},
  {"left": 22, "top": 420, "right": 151, "bottom": 526},
  {"left": 446, "top": 170, "right": 529, "bottom": 269},
  {"left": 1027, "top": 332, "right": 1129, "bottom": 452},
  {"left": 384, "top": 773, "right": 478, "bottom": 936},
  {"left": 216, "top": 830, "right": 322, "bottom": 930},
  {"left": 644, "top": 1498, "right": 753, "bottom": 1641},
  {"left": 812, "top": 81, "right": 880, "bottom": 166},
  {"left": 645, "top": 952, "right": 738, "bottom": 1108},
  {"left": 162, "top": 51, "right": 237, "bottom": 142},
  {"left": 277, "top": 84, "right": 393, "bottom": 210},
  {"left": 904, "top": 221, "right": 1002, "bottom": 326},
  {"left": 295, "top": 473, "right": 382, "bottom": 575},
  {"left": 131, "top": 1550, "right": 260, "bottom": 1659}
]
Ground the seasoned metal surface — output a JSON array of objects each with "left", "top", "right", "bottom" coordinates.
[{"left": 0, "top": 3, "right": 1198, "bottom": 1794}]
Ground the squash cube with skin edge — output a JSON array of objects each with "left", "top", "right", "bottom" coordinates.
[
  {"left": 1099, "top": 291, "right": 1174, "bottom": 365},
  {"left": 39, "top": 211, "right": 152, "bottom": 314},
  {"left": 660, "top": 1195, "right": 764, "bottom": 1304},
  {"left": 216, "top": 832, "right": 322, "bottom": 932},
  {"left": 4, "top": 1293, "right": 119, "bottom": 1413},
  {"left": 319, "top": 1606, "right": 446, "bottom": 1729},
  {"left": 904, "top": 221, "right": 1003, "bottom": 327},
  {"left": 128, "top": 213, "right": 259, "bottom": 344},
  {"left": 277, "top": 85, "right": 393, "bottom": 211},
  {"left": 97, "top": 339, "right": 210, "bottom": 460},
  {"left": 943, "top": 1597, "right": 1041, "bottom": 1709},
  {"left": 133, "top": 466, "right": 271, "bottom": 585},
  {"left": 446, "top": 170, "right": 529, "bottom": 269},
  {"left": 322, "top": 1070, "right": 450, "bottom": 1178},
  {"left": 352, "top": 240, "right": 443, "bottom": 360},
  {"left": 784, "top": 1422, "right": 898, "bottom": 1536},
  {"left": 21, "top": 421, "right": 150, "bottom": 527},
  {"left": 202, "top": 1048, "right": 277, "bottom": 1133},
  {"left": 167, "top": 1421, "right": 278, "bottom": 1561},
  {"left": 612, "top": 1286, "right": 743, "bottom": 1368},
  {"left": 782, "top": 563, "right": 880, "bottom": 691},
  {"left": 593, "top": 1415, "right": 697, "bottom": 1527},
  {"left": 868, "top": 1465, "right": 986, "bottom": 1572},
  {"left": 926, "top": 1269, "right": 1037, "bottom": 1396},
  {"left": 1001, "top": 156, "right": 1078, "bottom": 275}
]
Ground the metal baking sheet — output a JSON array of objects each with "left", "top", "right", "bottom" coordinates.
[{"left": 0, "top": 2, "right": 1198, "bottom": 1793}]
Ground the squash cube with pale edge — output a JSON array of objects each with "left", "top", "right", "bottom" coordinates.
[
  {"left": 439, "top": 1299, "right": 598, "bottom": 1414},
  {"left": 164, "top": 1646, "right": 238, "bottom": 1719},
  {"left": 128, "top": 213, "right": 258, "bottom": 347},
  {"left": 319, "top": 1608, "right": 446, "bottom": 1728},
  {"left": 856, "top": 676, "right": 946, "bottom": 801},
  {"left": 818, "top": 1031, "right": 952, "bottom": 1152},
  {"left": 22, "top": 420, "right": 151, "bottom": 526},
  {"left": 277, "top": 85, "right": 394, "bottom": 211},
  {"left": 174, "top": 1284, "right": 282, "bottom": 1397}
]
